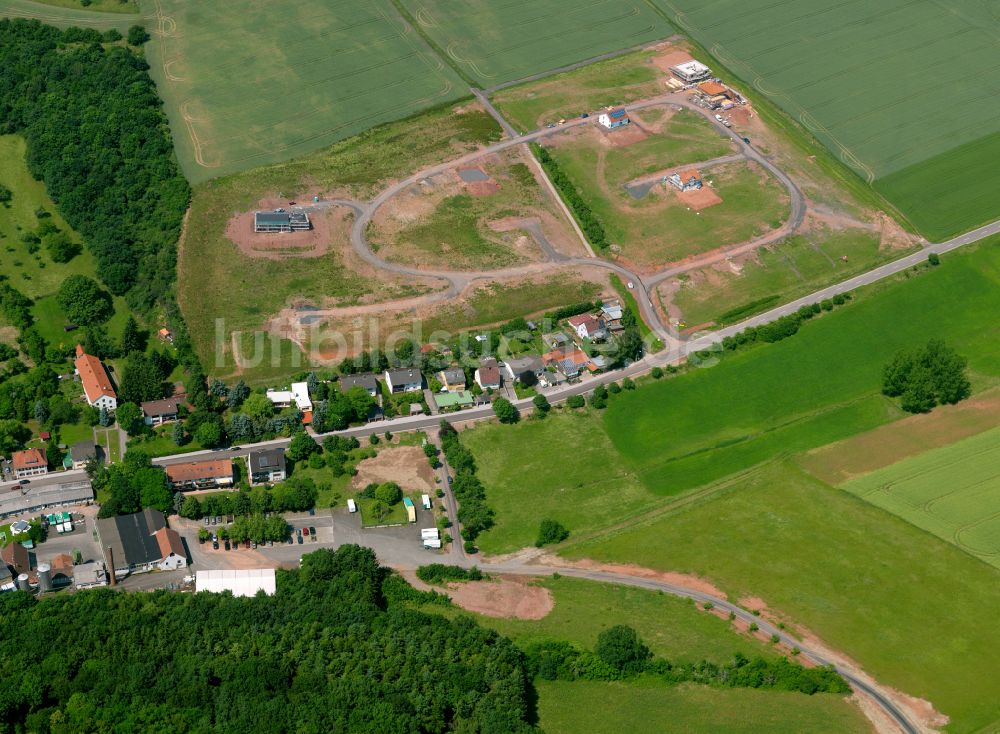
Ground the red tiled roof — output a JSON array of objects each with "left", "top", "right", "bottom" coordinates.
[
  {"left": 164, "top": 459, "right": 232, "bottom": 484},
  {"left": 154, "top": 527, "right": 185, "bottom": 559},
  {"left": 12, "top": 448, "right": 46, "bottom": 471},
  {"left": 74, "top": 345, "right": 117, "bottom": 404}
]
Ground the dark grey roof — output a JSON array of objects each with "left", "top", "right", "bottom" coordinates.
[
  {"left": 249, "top": 448, "right": 286, "bottom": 473},
  {"left": 339, "top": 373, "right": 379, "bottom": 392},
  {"left": 141, "top": 397, "right": 182, "bottom": 417},
  {"left": 70, "top": 439, "right": 97, "bottom": 463},
  {"left": 254, "top": 211, "right": 290, "bottom": 225},
  {"left": 97, "top": 508, "right": 166, "bottom": 568},
  {"left": 385, "top": 368, "right": 422, "bottom": 384},
  {"left": 440, "top": 368, "right": 465, "bottom": 383},
  {"left": 505, "top": 356, "right": 543, "bottom": 373}
]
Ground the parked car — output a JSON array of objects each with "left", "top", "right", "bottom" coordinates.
[
  {"left": 297, "top": 535, "right": 303, "bottom": 545},
  {"left": 204, "top": 517, "right": 211, "bottom": 526},
  {"left": 581, "top": 112, "right": 589, "bottom": 118},
  {"left": 212, "top": 540, "right": 219, "bottom": 550},
  {"left": 302, "top": 527, "right": 309, "bottom": 536},
  {"left": 251, "top": 542, "right": 257, "bottom": 549},
  {"left": 286, "top": 537, "right": 293, "bottom": 545},
  {"left": 215, "top": 516, "right": 223, "bottom": 525},
  {"left": 267, "top": 540, "right": 273, "bottom": 547},
  {"left": 309, "top": 526, "right": 316, "bottom": 538},
  {"left": 224, "top": 539, "right": 230, "bottom": 551},
  {"left": 244, "top": 539, "right": 251, "bottom": 549},
  {"left": 19, "top": 479, "right": 29, "bottom": 485},
  {"left": 308, "top": 507, "right": 315, "bottom": 516}
]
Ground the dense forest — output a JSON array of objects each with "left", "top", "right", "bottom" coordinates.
[
  {"left": 0, "top": 19, "right": 189, "bottom": 312},
  {"left": 0, "top": 546, "right": 536, "bottom": 733}
]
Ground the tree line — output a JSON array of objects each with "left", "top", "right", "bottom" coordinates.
[
  {"left": 0, "top": 546, "right": 536, "bottom": 733},
  {"left": 0, "top": 19, "right": 190, "bottom": 313},
  {"left": 534, "top": 144, "right": 609, "bottom": 251},
  {"left": 438, "top": 420, "right": 495, "bottom": 551}
]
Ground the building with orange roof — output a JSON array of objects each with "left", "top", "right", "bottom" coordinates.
[
  {"left": 74, "top": 345, "right": 117, "bottom": 411},
  {"left": 12, "top": 448, "right": 48, "bottom": 479},
  {"left": 164, "top": 458, "right": 234, "bottom": 490},
  {"left": 698, "top": 81, "right": 727, "bottom": 96}
]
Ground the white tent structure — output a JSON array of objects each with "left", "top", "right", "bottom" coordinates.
[{"left": 196, "top": 568, "right": 276, "bottom": 597}]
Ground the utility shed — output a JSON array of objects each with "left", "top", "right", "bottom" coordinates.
[{"left": 196, "top": 568, "right": 277, "bottom": 597}]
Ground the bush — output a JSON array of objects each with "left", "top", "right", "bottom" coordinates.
[
  {"left": 595, "top": 625, "right": 651, "bottom": 676},
  {"left": 463, "top": 540, "right": 478, "bottom": 554},
  {"left": 566, "top": 394, "right": 585, "bottom": 409},
  {"left": 622, "top": 377, "right": 635, "bottom": 390},
  {"left": 928, "top": 252, "right": 941, "bottom": 266},
  {"left": 535, "top": 519, "right": 569, "bottom": 547},
  {"left": 492, "top": 396, "right": 519, "bottom": 424},
  {"left": 532, "top": 393, "right": 551, "bottom": 413},
  {"left": 416, "top": 564, "right": 484, "bottom": 585},
  {"left": 607, "top": 382, "right": 621, "bottom": 394},
  {"left": 126, "top": 25, "right": 150, "bottom": 46},
  {"left": 650, "top": 366, "right": 663, "bottom": 379}
]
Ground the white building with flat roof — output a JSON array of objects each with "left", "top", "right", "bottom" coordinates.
[
  {"left": 670, "top": 60, "right": 712, "bottom": 83},
  {"left": 197, "top": 568, "right": 276, "bottom": 597},
  {"left": 266, "top": 382, "right": 312, "bottom": 412}
]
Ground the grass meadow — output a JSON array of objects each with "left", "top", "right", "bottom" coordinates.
[
  {"left": 492, "top": 48, "right": 665, "bottom": 132},
  {"left": 536, "top": 679, "right": 868, "bottom": 734},
  {"left": 547, "top": 114, "right": 788, "bottom": 267},
  {"left": 397, "top": 0, "right": 670, "bottom": 87},
  {"left": 565, "top": 461, "right": 1000, "bottom": 734},
  {"left": 649, "top": 0, "right": 1000, "bottom": 239},
  {"left": 143, "top": 0, "right": 466, "bottom": 183},
  {"left": 178, "top": 106, "right": 502, "bottom": 381},
  {"left": 671, "top": 230, "right": 899, "bottom": 328},
  {"left": 842, "top": 426, "right": 1000, "bottom": 569}
]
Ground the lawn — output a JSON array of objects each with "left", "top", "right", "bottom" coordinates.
[
  {"left": 604, "top": 239, "right": 1000, "bottom": 496},
  {"left": 371, "top": 156, "right": 560, "bottom": 270},
  {"left": 671, "top": 230, "right": 906, "bottom": 328},
  {"left": 492, "top": 48, "right": 665, "bottom": 132},
  {"left": 842, "top": 426, "right": 1000, "bottom": 570},
  {"left": 462, "top": 409, "right": 660, "bottom": 554},
  {"left": 535, "top": 679, "right": 869, "bottom": 734},
  {"left": 127, "top": 426, "right": 206, "bottom": 459},
  {"left": 143, "top": 0, "right": 468, "bottom": 183},
  {"left": 0, "top": 135, "right": 137, "bottom": 363},
  {"left": 565, "top": 461, "right": 1000, "bottom": 734},
  {"left": 547, "top": 116, "right": 789, "bottom": 266},
  {"left": 648, "top": 0, "right": 1000, "bottom": 239},
  {"left": 94, "top": 427, "right": 122, "bottom": 464},
  {"left": 178, "top": 104, "right": 501, "bottom": 382},
  {"left": 0, "top": 0, "right": 137, "bottom": 29},
  {"left": 358, "top": 496, "right": 412, "bottom": 527},
  {"left": 475, "top": 576, "right": 775, "bottom": 662},
  {"left": 396, "top": 0, "right": 671, "bottom": 87}
]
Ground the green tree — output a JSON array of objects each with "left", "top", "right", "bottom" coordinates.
[
  {"left": 180, "top": 495, "right": 202, "bottom": 519},
  {"left": 0, "top": 184, "right": 11, "bottom": 205},
  {"left": 126, "top": 24, "right": 150, "bottom": 45},
  {"left": 0, "top": 419, "right": 30, "bottom": 454},
  {"left": 135, "top": 467, "right": 172, "bottom": 513},
  {"left": 535, "top": 519, "right": 569, "bottom": 547},
  {"left": 228, "top": 379, "right": 250, "bottom": 409},
  {"left": 566, "top": 394, "right": 585, "bottom": 409},
  {"left": 56, "top": 275, "right": 113, "bottom": 326},
  {"left": 241, "top": 392, "right": 274, "bottom": 421},
  {"left": 492, "top": 396, "right": 519, "bottom": 424},
  {"left": 171, "top": 421, "right": 187, "bottom": 446},
  {"left": 532, "top": 394, "right": 551, "bottom": 414},
  {"left": 194, "top": 420, "right": 223, "bottom": 448},
  {"left": 118, "top": 353, "right": 166, "bottom": 404},
  {"left": 44, "top": 231, "right": 81, "bottom": 263},
  {"left": 595, "top": 625, "right": 651, "bottom": 675},
  {"left": 287, "top": 432, "right": 318, "bottom": 462},
  {"left": 374, "top": 482, "right": 402, "bottom": 506},
  {"left": 115, "top": 402, "right": 144, "bottom": 436},
  {"left": 120, "top": 316, "right": 142, "bottom": 355}
]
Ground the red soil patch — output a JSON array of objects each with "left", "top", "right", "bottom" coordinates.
[
  {"left": 652, "top": 49, "right": 695, "bottom": 74},
  {"left": 467, "top": 180, "right": 500, "bottom": 197},
  {"left": 350, "top": 445, "right": 436, "bottom": 492},
  {"left": 675, "top": 185, "right": 723, "bottom": 210},
  {"left": 603, "top": 123, "right": 649, "bottom": 147},
  {"left": 537, "top": 556, "right": 727, "bottom": 598},
  {"left": 445, "top": 575, "right": 554, "bottom": 620},
  {"left": 225, "top": 199, "right": 351, "bottom": 260}
]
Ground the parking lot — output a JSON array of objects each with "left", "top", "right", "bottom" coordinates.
[{"left": 175, "top": 507, "right": 445, "bottom": 573}]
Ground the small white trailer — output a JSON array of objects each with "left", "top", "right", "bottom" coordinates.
[
  {"left": 421, "top": 494, "right": 431, "bottom": 510},
  {"left": 421, "top": 528, "right": 440, "bottom": 540},
  {"left": 347, "top": 499, "right": 357, "bottom": 513},
  {"left": 423, "top": 538, "right": 442, "bottom": 549}
]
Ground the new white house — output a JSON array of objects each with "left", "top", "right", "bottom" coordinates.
[
  {"left": 598, "top": 108, "right": 630, "bottom": 129},
  {"left": 266, "top": 382, "right": 312, "bottom": 412}
]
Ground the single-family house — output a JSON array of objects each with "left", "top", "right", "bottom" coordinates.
[
  {"left": 474, "top": 359, "right": 502, "bottom": 390},
  {"left": 96, "top": 508, "right": 187, "bottom": 575},
  {"left": 434, "top": 391, "right": 474, "bottom": 410},
  {"left": 12, "top": 448, "right": 48, "bottom": 479},
  {"left": 437, "top": 368, "right": 467, "bottom": 393},
  {"left": 600, "top": 302, "right": 625, "bottom": 332},
  {"left": 503, "top": 356, "right": 544, "bottom": 384},
  {"left": 141, "top": 396, "right": 183, "bottom": 426},
  {"left": 266, "top": 382, "right": 312, "bottom": 412},
  {"left": 587, "top": 354, "right": 612, "bottom": 373},
  {"left": 339, "top": 373, "right": 380, "bottom": 397},
  {"left": 67, "top": 440, "right": 99, "bottom": 470},
  {"left": 542, "top": 348, "right": 589, "bottom": 379},
  {"left": 385, "top": 368, "right": 422, "bottom": 393},
  {"left": 164, "top": 458, "right": 234, "bottom": 490},
  {"left": 598, "top": 107, "right": 631, "bottom": 129},
  {"left": 74, "top": 345, "right": 117, "bottom": 411},
  {"left": 567, "top": 314, "right": 606, "bottom": 341},
  {"left": 543, "top": 332, "right": 570, "bottom": 348},
  {"left": 248, "top": 448, "right": 286, "bottom": 485}
]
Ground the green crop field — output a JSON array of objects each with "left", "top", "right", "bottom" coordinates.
[
  {"left": 604, "top": 239, "right": 1000, "bottom": 496},
  {"left": 398, "top": 0, "right": 671, "bottom": 87},
  {"left": 142, "top": 0, "right": 465, "bottom": 183},
  {"left": 649, "top": 0, "right": 1000, "bottom": 239},
  {"left": 843, "top": 426, "right": 1000, "bottom": 569},
  {"left": 536, "top": 680, "right": 867, "bottom": 734},
  {"left": 566, "top": 461, "right": 1000, "bottom": 733},
  {"left": 0, "top": 0, "right": 137, "bottom": 29}
]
